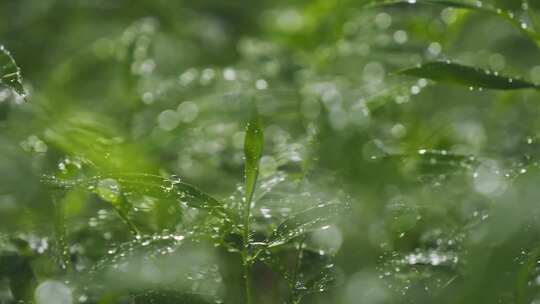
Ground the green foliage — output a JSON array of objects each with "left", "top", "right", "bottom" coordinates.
[
  {"left": 3, "top": 0, "right": 540, "bottom": 303},
  {"left": 35, "top": 107, "right": 346, "bottom": 304}
]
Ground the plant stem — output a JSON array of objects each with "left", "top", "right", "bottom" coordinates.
[
  {"left": 53, "top": 193, "right": 71, "bottom": 273},
  {"left": 243, "top": 187, "right": 254, "bottom": 250},
  {"left": 114, "top": 205, "right": 140, "bottom": 236},
  {"left": 290, "top": 236, "right": 306, "bottom": 304},
  {"left": 243, "top": 257, "right": 253, "bottom": 304},
  {"left": 115, "top": 194, "right": 140, "bottom": 236},
  {"left": 242, "top": 166, "right": 258, "bottom": 304},
  {"left": 242, "top": 172, "right": 256, "bottom": 304},
  {"left": 292, "top": 238, "right": 305, "bottom": 284},
  {"left": 242, "top": 111, "right": 263, "bottom": 304}
]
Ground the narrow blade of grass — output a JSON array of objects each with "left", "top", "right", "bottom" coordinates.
[
  {"left": 367, "top": 0, "right": 482, "bottom": 10},
  {"left": 242, "top": 110, "right": 264, "bottom": 304},
  {"left": 244, "top": 111, "right": 264, "bottom": 211},
  {"left": 399, "top": 61, "right": 538, "bottom": 90}
]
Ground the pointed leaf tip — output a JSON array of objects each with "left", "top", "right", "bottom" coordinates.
[
  {"left": 399, "top": 61, "right": 538, "bottom": 91},
  {"left": 244, "top": 112, "right": 264, "bottom": 207},
  {"left": 0, "top": 45, "right": 26, "bottom": 97},
  {"left": 244, "top": 115, "right": 264, "bottom": 166},
  {"left": 368, "top": 0, "right": 490, "bottom": 11}
]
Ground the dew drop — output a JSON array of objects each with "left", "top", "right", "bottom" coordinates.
[
  {"left": 375, "top": 13, "right": 392, "bottom": 29},
  {"left": 97, "top": 178, "right": 121, "bottom": 204},
  {"left": 177, "top": 101, "right": 199, "bottom": 123},
  {"left": 157, "top": 109, "right": 181, "bottom": 131},
  {"left": 35, "top": 280, "right": 72, "bottom": 304}
]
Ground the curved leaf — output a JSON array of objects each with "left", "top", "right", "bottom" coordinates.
[
  {"left": 41, "top": 173, "right": 227, "bottom": 217},
  {"left": 117, "top": 174, "right": 223, "bottom": 213},
  {"left": 268, "top": 202, "right": 349, "bottom": 248},
  {"left": 369, "top": 0, "right": 540, "bottom": 45},
  {"left": 399, "top": 61, "right": 538, "bottom": 90},
  {"left": 368, "top": 0, "right": 483, "bottom": 10},
  {"left": 0, "top": 45, "right": 25, "bottom": 97},
  {"left": 84, "top": 236, "right": 224, "bottom": 303}
]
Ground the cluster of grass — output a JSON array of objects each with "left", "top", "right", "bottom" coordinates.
[{"left": 3, "top": 0, "right": 540, "bottom": 303}]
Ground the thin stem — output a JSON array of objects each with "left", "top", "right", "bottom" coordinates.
[
  {"left": 53, "top": 194, "right": 72, "bottom": 273},
  {"left": 243, "top": 188, "right": 254, "bottom": 250},
  {"left": 244, "top": 259, "right": 253, "bottom": 304},
  {"left": 114, "top": 206, "right": 140, "bottom": 236},
  {"left": 242, "top": 110, "right": 263, "bottom": 304},
  {"left": 290, "top": 236, "right": 306, "bottom": 304},
  {"left": 114, "top": 194, "right": 140, "bottom": 236},
  {"left": 242, "top": 168, "right": 257, "bottom": 304}
]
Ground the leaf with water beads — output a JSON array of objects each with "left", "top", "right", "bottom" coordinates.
[
  {"left": 84, "top": 235, "right": 224, "bottom": 303},
  {"left": 378, "top": 149, "right": 478, "bottom": 173},
  {"left": 41, "top": 173, "right": 229, "bottom": 218},
  {"left": 0, "top": 45, "right": 25, "bottom": 97},
  {"left": 133, "top": 290, "right": 219, "bottom": 304},
  {"left": 299, "top": 263, "right": 337, "bottom": 296},
  {"left": 368, "top": 1, "right": 540, "bottom": 45},
  {"left": 244, "top": 111, "right": 264, "bottom": 209},
  {"left": 261, "top": 242, "right": 337, "bottom": 302},
  {"left": 399, "top": 61, "right": 539, "bottom": 91},
  {"left": 367, "top": 0, "right": 483, "bottom": 10},
  {"left": 118, "top": 174, "right": 225, "bottom": 213},
  {"left": 267, "top": 202, "right": 349, "bottom": 248}
]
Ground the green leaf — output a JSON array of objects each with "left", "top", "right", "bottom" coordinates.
[
  {"left": 133, "top": 291, "right": 218, "bottom": 304},
  {"left": 116, "top": 174, "right": 224, "bottom": 213},
  {"left": 41, "top": 173, "right": 227, "bottom": 217},
  {"left": 85, "top": 236, "right": 224, "bottom": 303},
  {"left": 244, "top": 112, "right": 264, "bottom": 210},
  {"left": 368, "top": 0, "right": 540, "bottom": 44},
  {"left": 368, "top": 0, "right": 482, "bottom": 10},
  {"left": 268, "top": 202, "right": 349, "bottom": 247},
  {"left": 399, "top": 61, "right": 538, "bottom": 90},
  {"left": 0, "top": 45, "right": 25, "bottom": 97},
  {"left": 421, "top": 0, "right": 478, "bottom": 8}
]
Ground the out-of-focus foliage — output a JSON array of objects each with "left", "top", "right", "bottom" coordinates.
[{"left": 2, "top": 0, "right": 540, "bottom": 303}]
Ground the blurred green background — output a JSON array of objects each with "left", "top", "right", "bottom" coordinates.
[{"left": 2, "top": 0, "right": 540, "bottom": 303}]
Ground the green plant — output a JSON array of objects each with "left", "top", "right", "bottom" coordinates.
[
  {"left": 4, "top": 1, "right": 540, "bottom": 303},
  {"left": 37, "top": 108, "right": 348, "bottom": 303}
]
